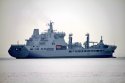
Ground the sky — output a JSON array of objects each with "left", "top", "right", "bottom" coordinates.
[{"left": 0, "top": 0, "right": 125, "bottom": 57}]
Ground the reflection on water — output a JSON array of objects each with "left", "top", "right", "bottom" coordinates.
[{"left": 0, "top": 57, "right": 125, "bottom": 83}]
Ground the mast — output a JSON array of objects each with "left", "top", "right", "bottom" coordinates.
[
  {"left": 99, "top": 36, "right": 104, "bottom": 44},
  {"left": 85, "top": 33, "right": 89, "bottom": 48},
  {"left": 48, "top": 21, "right": 54, "bottom": 33},
  {"left": 100, "top": 36, "right": 103, "bottom": 42},
  {"left": 68, "top": 34, "right": 73, "bottom": 49},
  {"left": 47, "top": 21, "right": 54, "bottom": 37}
]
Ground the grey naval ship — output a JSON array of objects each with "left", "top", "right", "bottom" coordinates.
[{"left": 8, "top": 21, "right": 117, "bottom": 58}]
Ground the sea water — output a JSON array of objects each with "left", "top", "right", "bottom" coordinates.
[{"left": 0, "top": 57, "right": 125, "bottom": 83}]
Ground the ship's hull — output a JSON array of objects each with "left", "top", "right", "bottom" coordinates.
[
  {"left": 8, "top": 45, "right": 116, "bottom": 58},
  {"left": 26, "top": 56, "right": 113, "bottom": 58}
]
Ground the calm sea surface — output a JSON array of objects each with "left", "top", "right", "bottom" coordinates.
[{"left": 0, "top": 57, "right": 125, "bottom": 83}]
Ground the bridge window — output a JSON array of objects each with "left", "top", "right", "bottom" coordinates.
[
  {"left": 52, "top": 42, "right": 55, "bottom": 45},
  {"left": 96, "top": 50, "right": 104, "bottom": 52},
  {"left": 87, "top": 50, "right": 90, "bottom": 52},
  {"left": 46, "top": 48, "right": 54, "bottom": 51},
  {"left": 36, "top": 48, "right": 39, "bottom": 50},
  {"left": 56, "top": 45, "right": 67, "bottom": 50},
  {"left": 30, "top": 48, "right": 33, "bottom": 50},
  {"left": 69, "top": 50, "right": 72, "bottom": 53}
]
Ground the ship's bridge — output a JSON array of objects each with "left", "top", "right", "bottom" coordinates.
[{"left": 54, "top": 32, "right": 65, "bottom": 39}]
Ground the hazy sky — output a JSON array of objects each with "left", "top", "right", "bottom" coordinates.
[{"left": 0, "top": 0, "right": 125, "bottom": 57}]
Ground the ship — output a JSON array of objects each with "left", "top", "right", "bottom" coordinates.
[{"left": 8, "top": 21, "right": 117, "bottom": 58}]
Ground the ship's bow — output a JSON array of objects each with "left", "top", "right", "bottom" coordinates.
[{"left": 8, "top": 45, "right": 29, "bottom": 58}]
